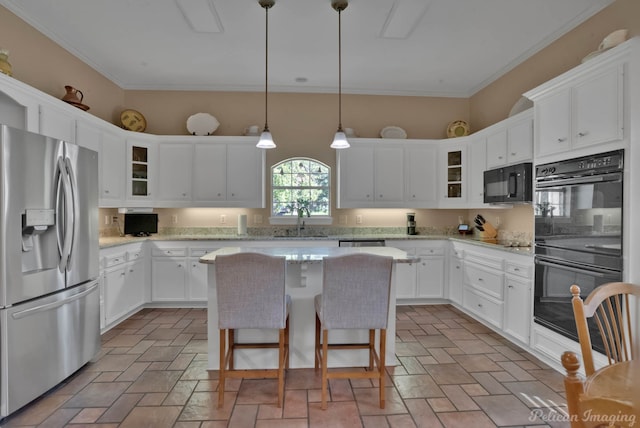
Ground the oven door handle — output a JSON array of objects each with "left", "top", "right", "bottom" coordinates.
[
  {"left": 536, "top": 172, "right": 622, "bottom": 188},
  {"left": 534, "top": 256, "right": 619, "bottom": 277}
]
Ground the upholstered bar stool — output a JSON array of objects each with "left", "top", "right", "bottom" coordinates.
[
  {"left": 314, "top": 253, "right": 393, "bottom": 410},
  {"left": 215, "top": 252, "right": 290, "bottom": 408}
]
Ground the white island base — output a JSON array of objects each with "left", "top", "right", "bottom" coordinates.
[{"left": 202, "top": 246, "right": 411, "bottom": 370}]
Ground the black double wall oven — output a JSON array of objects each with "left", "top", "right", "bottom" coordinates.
[{"left": 534, "top": 150, "right": 624, "bottom": 353}]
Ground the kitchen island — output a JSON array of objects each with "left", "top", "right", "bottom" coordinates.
[{"left": 200, "top": 246, "right": 414, "bottom": 370}]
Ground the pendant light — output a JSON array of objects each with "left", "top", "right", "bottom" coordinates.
[
  {"left": 330, "top": 0, "right": 349, "bottom": 149},
  {"left": 257, "top": 0, "right": 276, "bottom": 149}
]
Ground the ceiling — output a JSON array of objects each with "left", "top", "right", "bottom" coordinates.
[{"left": 1, "top": 0, "right": 614, "bottom": 97}]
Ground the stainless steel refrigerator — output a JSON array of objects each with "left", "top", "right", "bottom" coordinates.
[{"left": 0, "top": 124, "right": 100, "bottom": 418}]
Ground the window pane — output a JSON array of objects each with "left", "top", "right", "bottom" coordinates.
[{"left": 271, "top": 158, "right": 331, "bottom": 217}]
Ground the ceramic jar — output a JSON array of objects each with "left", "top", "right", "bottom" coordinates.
[{"left": 0, "top": 49, "right": 12, "bottom": 77}]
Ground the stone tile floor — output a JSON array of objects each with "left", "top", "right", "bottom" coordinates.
[{"left": 0, "top": 305, "right": 571, "bottom": 427}]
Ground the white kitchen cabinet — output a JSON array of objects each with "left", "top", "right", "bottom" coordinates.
[
  {"left": 416, "top": 248, "right": 445, "bottom": 298},
  {"left": 126, "top": 136, "right": 157, "bottom": 204},
  {"left": 404, "top": 142, "right": 438, "bottom": 207},
  {"left": 226, "top": 143, "right": 265, "bottom": 207},
  {"left": 387, "top": 240, "right": 446, "bottom": 301},
  {"left": 192, "top": 143, "right": 227, "bottom": 203},
  {"left": 151, "top": 246, "right": 187, "bottom": 302},
  {"left": 394, "top": 261, "right": 417, "bottom": 300},
  {"left": 188, "top": 247, "right": 220, "bottom": 301},
  {"left": 157, "top": 142, "right": 193, "bottom": 204},
  {"left": 447, "top": 245, "right": 464, "bottom": 305},
  {"left": 485, "top": 110, "right": 533, "bottom": 169},
  {"left": 467, "top": 134, "right": 487, "bottom": 207},
  {"left": 99, "top": 130, "right": 126, "bottom": 207},
  {"left": 527, "top": 62, "right": 625, "bottom": 159},
  {"left": 39, "top": 103, "right": 75, "bottom": 143},
  {"left": 438, "top": 140, "right": 467, "bottom": 208},
  {"left": 462, "top": 248, "right": 505, "bottom": 329},
  {"left": 504, "top": 259, "right": 533, "bottom": 345},
  {"left": 101, "top": 244, "right": 146, "bottom": 327},
  {"left": 336, "top": 140, "right": 404, "bottom": 208}
]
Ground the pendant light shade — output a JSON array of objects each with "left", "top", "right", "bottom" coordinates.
[
  {"left": 330, "top": 0, "right": 349, "bottom": 149},
  {"left": 257, "top": 0, "right": 276, "bottom": 149}
]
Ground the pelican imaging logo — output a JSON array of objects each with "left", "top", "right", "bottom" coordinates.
[
  {"left": 521, "top": 393, "right": 636, "bottom": 427},
  {"left": 529, "top": 408, "right": 636, "bottom": 426}
]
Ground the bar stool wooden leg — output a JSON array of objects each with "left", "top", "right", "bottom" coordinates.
[
  {"left": 321, "top": 329, "right": 329, "bottom": 410},
  {"left": 314, "top": 314, "right": 321, "bottom": 370},
  {"left": 379, "top": 328, "right": 386, "bottom": 409},
  {"left": 368, "top": 329, "right": 375, "bottom": 371},
  {"left": 218, "top": 329, "right": 226, "bottom": 409}
]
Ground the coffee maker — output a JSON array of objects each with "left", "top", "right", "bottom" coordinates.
[{"left": 406, "top": 212, "right": 417, "bottom": 235}]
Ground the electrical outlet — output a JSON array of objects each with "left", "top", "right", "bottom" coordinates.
[
  {"left": 104, "top": 215, "right": 110, "bottom": 225},
  {"left": 254, "top": 214, "right": 263, "bottom": 224},
  {"left": 356, "top": 215, "right": 363, "bottom": 224},
  {"left": 171, "top": 215, "right": 178, "bottom": 224},
  {"left": 220, "top": 214, "right": 226, "bottom": 224},
  {"left": 112, "top": 216, "right": 118, "bottom": 223}
]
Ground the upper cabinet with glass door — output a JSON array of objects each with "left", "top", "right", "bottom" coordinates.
[
  {"left": 438, "top": 139, "right": 467, "bottom": 208},
  {"left": 125, "top": 134, "right": 156, "bottom": 205}
]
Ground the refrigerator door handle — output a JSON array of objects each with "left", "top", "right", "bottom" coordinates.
[
  {"left": 55, "top": 156, "right": 73, "bottom": 273},
  {"left": 64, "top": 156, "right": 79, "bottom": 271},
  {"left": 10, "top": 281, "right": 98, "bottom": 320}
]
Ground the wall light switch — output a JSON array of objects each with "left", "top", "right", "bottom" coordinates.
[
  {"left": 171, "top": 215, "right": 178, "bottom": 224},
  {"left": 356, "top": 215, "right": 363, "bottom": 224},
  {"left": 220, "top": 214, "right": 226, "bottom": 224},
  {"left": 104, "top": 215, "right": 110, "bottom": 225}
]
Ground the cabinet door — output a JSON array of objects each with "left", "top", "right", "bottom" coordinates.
[
  {"left": 504, "top": 276, "right": 531, "bottom": 344},
  {"left": 99, "top": 131, "right": 126, "bottom": 206},
  {"left": 535, "top": 88, "right": 571, "bottom": 157},
  {"left": 151, "top": 258, "right": 187, "bottom": 301},
  {"left": 448, "top": 255, "right": 463, "bottom": 305},
  {"left": 192, "top": 143, "right": 227, "bottom": 202},
  {"left": 468, "top": 136, "right": 486, "bottom": 206},
  {"left": 506, "top": 116, "right": 533, "bottom": 163},
  {"left": 395, "top": 261, "right": 417, "bottom": 299},
  {"left": 373, "top": 146, "right": 404, "bottom": 206},
  {"left": 573, "top": 66, "right": 623, "bottom": 149},
  {"left": 485, "top": 128, "right": 507, "bottom": 169},
  {"left": 125, "top": 259, "right": 146, "bottom": 309},
  {"left": 416, "top": 256, "right": 445, "bottom": 298},
  {"left": 188, "top": 258, "right": 209, "bottom": 301},
  {"left": 39, "top": 103, "right": 74, "bottom": 142},
  {"left": 103, "top": 266, "right": 128, "bottom": 325},
  {"left": 157, "top": 143, "right": 193, "bottom": 204},
  {"left": 404, "top": 144, "right": 437, "bottom": 206},
  {"left": 337, "top": 145, "right": 374, "bottom": 207},
  {"left": 226, "top": 144, "right": 264, "bottom": 207},
  {"left": 126, "top": 138, "right": 156, "bottom": 203},
  {"left": 438, "top": 142, "right": 467, "bottom": 207}
]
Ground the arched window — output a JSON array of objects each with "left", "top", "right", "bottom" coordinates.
[{"left": 271, "top": 158, "right": 330, "bottom": 219}]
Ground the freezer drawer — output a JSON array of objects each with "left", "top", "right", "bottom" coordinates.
[{"left": 1, "top": 281, "right": 100, "bottom": 417}]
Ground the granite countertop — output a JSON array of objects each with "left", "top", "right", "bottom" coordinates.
[
  {"left": 199, "top": 246, "right": 417, "bottom": 264},
  {"left": 99, "top": 234, "right": 533, "bottom": 255}
]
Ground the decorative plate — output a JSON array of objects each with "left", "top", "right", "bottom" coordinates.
[
  {"left": 187, "top": 112, "right": 220, "bottom": 136},
  {"left": 120, "top": 109, "right": 146, "bottom": 132},
  {"left": 380, "top": 126, "right": 407, "bottom": 139},
  {"left": 446, "top": 120, "right": 469, "bottom": 138}
]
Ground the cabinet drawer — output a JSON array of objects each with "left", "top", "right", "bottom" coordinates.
[
  {"left": 416, "top": 247, "right": 445, "bottom": 257},
  {"left": 152, "top": 248, "right": 187, "bottom": 257},
  {"left": 104, "top": 253, "right": 127, "bottom": 268},
  {"left": 464, "top": 262, "right": 504, "bottom": 299},
  {"left": 127, "top": 250, "right": 143, "bottom": 261},
  {"left": 465, "top": 251, "right": 503, "bottom": 270},
  {"left": 189, "top": 248, "right": 218, "bottom": 257},
  {"left": 463, "top": 286, "right": 503, "bottom": 329},
  {"left": 505, "top": 261, "right": 532, "bottom": 279}
]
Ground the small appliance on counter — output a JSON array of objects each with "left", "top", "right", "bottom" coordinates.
[{"left": 406, "top": 212, "right": 416, "bottom": 235}]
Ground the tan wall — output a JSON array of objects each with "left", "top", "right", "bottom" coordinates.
[
  {"left": 470, "top": 0, "right": 640, "bottom": 129},
  {"left": 0, "top": 7, "right": 125, "bottom": 123}
]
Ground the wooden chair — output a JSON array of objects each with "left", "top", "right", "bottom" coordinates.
[
  {"left": 314, "top": 253, "right": 393, "bottom": 410},
  {"left": 215, "top": 253, "right": 290, "bottom": 408},
  {"left": 562, "top": 282, "right": 640, "bottom": 427}
]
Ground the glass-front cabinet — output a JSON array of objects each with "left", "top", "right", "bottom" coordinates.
[
  {"left": 126, "top": 136, "right": 156, "bottom": 203},
  {"left": 439, "top": 140, "right": 467, "bottom": 207}
]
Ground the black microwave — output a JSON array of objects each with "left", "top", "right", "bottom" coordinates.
[{"left": 483, "top": 162, "right": 533, "bottom": 204}]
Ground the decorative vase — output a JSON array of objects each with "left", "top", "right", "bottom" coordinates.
[{"left": 0, "top": 49, "right": 12, "bottom": 77}]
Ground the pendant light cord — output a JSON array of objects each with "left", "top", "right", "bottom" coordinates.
[
  {"left": 264, "top": 4, "right": 270, "bottom": 130},
  {"left": 337, "top": 7, "right": 342, "bottom": 131}
]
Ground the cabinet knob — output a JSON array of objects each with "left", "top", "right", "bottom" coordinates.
[
  {"left": 498, "top": 156, "right": 503, "bottom": 159},
  {"left": 510, "top": 152, "right": 516, "bottom": 156},
  {"left": 217, "top": 193, "right": 222, "bottom": 197},
  {"left": 455, "top": 266, "right": 460, "bottom": 270},
  {"left": 129, "top": 269, "right": 134, "bottom": 273},
  {"left": 120, "top": 272, "right": 126, "bottom": 277},
  {"left": 557, "top": 137, "right": 567, "bottom": 143},
  {"left": 104, "top": 190, "right": 110, "bottom": 194},
  {"left": 379, "top": 194, "right": 383, "bottom": 198},
  {"left": 478, "top": 277, "right": 484, "bottom": 282},
  {"left": 508, "top": 285, "right": 514, "bottom": 289},
  {"left": 177, "top": 264, "right": 183, "bottom": 268},
  {"left": 513, "top": 268, "right": 520, "bottom": 272},
  {"left": 577, "top": 131, "right": 589, "bottom": 137},
  {"left": 182, "top": 192, "right": 187, "bottom": 197},
  {"left": 477, "top": 303, "right": 483, "bottom": 308}
]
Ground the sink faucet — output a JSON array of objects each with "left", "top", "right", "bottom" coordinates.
[
  {"left": 292, "top": 198, "right": 310, "bottom": 237},
  {"left": 297, "top": 218, "right": 305, "bottom": 237}
]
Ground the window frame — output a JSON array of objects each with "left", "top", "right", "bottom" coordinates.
[{"left": 269, "top": 157, "right": 333, "bottom": 225}]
